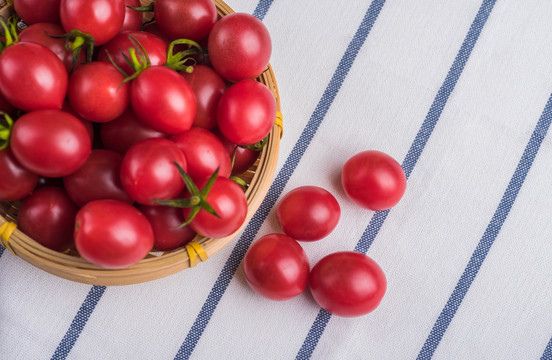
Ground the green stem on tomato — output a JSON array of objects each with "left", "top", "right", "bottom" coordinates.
[
  {"left": 48, "top": 29, "right": 95, "bottom": 71},
  {"left": 0, "top": 112, "right": 14, "bottom": 151},
  {"left": 165, "top": 39, "right": 204, "bottom": 71},
  {"left": 126, "top": 3, "right": 154, "bottom": 12}
]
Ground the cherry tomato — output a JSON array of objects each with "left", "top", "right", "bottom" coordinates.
[
  {"left": 99, "top": 108, "right": 167, "bottom": 154},
  {"left": 217, "top": 80, "right": 276, "bottom": 145},
  {"left": 243, "top": 233, "right": 310, "bottom": 301},
  {"left": 120, "top": 138, "right": 187, "bottom": 205},
  {"left": 68, "top": 62, "right": 130, "bottom": 123},
  {"left": 213, "top": 128, "right": 260, "bottom": 175},
  {"left": 131, "top": 66, "right": 197, "bottom": 134},
  {"left": 341, "top": 151, "right": 406, "bottom": 211},
  {"left": 0, "top": 148, "right": 38, "bottom": 201},
  {"left": 74, "top": 199, "right": 154, "bottom": 268},
  {"left": 18, "top": 22, "right": 86, "bottom": 73},
  {"left": 98, "top": 31, "right": 169, "bottom": 76},
  {"left": 60, "top": 0, "right": 125, "bottom": 46},
  {"left": 181, "top": 65, "right": 226, "bottom": 129},
  {"left": 276, "top": 186, "right": 340, "bottom": 241},
  {"left": 64, "top": 149, "right": 133, "bottom": 207},
  {"left": 208, "top": 12, "right": 271, "bottom": 82},
  {"left": 138, "top": 205, "right": 196, "bottom": 251},
  {"left": 62, "top": 102, "right": 95, "bottom": 143},
  {"left": 309, "top": 251, "right": 387, "bottom": 317},
  {"left": 170, "top": 128, "right": 232, "bottom": 181},
  {"left": 18, "top": 187, "right": 77, "bottom": 252},
  {"left": 10, "top": 110, "right": 91, "bottom": 177},
  {"left": 183, "top": 177, "right": 247, "bottom": 238},
  {"left": 154, "top": 0, "right": 217, "bottom": 41},
  {"left": 14, "top": 0, "right": 61, "bottom": 24},
  {"left": 121, "top": 0, "right": 143, "bottom": 32},
  {"left": 0, "top": 42, "right": 68, "bottom": 111}
]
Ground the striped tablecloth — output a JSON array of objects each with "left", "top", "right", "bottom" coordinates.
[{"left": 2, "top": 0, "right": 552, "bottom": 359}]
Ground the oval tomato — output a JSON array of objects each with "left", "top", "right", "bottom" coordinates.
[
  {"left": 14, "top": 0, "right": 61, "bottom": 24},
  {"left": 18, "top": 186, "right": 77, "bottom": 252},
  {"left": 0, "top": 148, "right": 38, "bottom": 201},
  {"left": 74, "top": 199, "right": 154, "bottom": 268},
  {"left": 276, "top": 186, "right": 340, "bottom": 241},
  {"left": 341, "top": 151, "right": 406, "bottom": 211},
  {"left": 217, "top": 80, "right": 276, "bottom": 145},
  {"left": 309, "top": 251, "right": 387, "bottom": 317},
  {"left": 138, "top": 205, "right": 196, "bottom": 251},
  {"left": 154, "top": 0, "right": 217, "bottom": 41},
  {"left": 208, "top": 12, "right": 271, "bottom": 82},
  {"left": 243, "top": 233, "right": 310, "bottom": 301},
  {"left": 10, "top": 110, "right": 91, "bottom": 177}
]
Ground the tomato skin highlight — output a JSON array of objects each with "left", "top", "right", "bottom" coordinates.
[
  {"left": 276, "top": 186, "right": 341, "bottom": 241},
  {"left": 0, "top": 42, "right": 68, "bottom": 111},
  {"left": 243, "top": 233, "right": 310, "bottom": 301},
  {"left": 18, "top": 186, "right": 77, "bottom": 252},
  {"left": 74, "top": 200, "right": 154, "bottom": 269},
  {"left": 131, "top": 66, "right": 197, "bottom": 135},
  {"left": 309, "top": 251, "right": 387, "bottom": 317},
  {"left": 0, "top": 148, "right": 39, "bottom": 201},
  {"left": 10, "top": 110, "right": 92, "bottom": 178},
  {"left": 341, "top": 150, "right": 406, "bottom": 211}
]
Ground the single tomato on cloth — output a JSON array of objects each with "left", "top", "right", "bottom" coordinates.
[{"left": 243, "top": 233, "right": 310, "bottom": 301}]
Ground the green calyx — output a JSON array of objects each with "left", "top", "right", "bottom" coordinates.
[
  {"left": 0, "top": 112, "right": 14, "bottom": 151},
  {"left": 242, "top": 135, "right": 269, "bottom": 152},
  {"left": 106, "top": 34, "right": 151, "bottom": 84},
  {"left": 0, "top": 17, "right": 19, "bottom": 53},
  {"left": 153, "top": 163, "right": 221, "bottom": 228},
  {"left": 126, "top": 3, "right": 154, "bottom": 12},
  {"left": 49, "top": 29, "right": 95, "bottom": 71},
  {"left": 165, "top": 39, "right": 204, "bottom": 71}
]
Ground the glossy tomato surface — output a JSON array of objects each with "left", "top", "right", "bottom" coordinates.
[
  {"left": 154, "top": 0, "right": 217, "bottom": 41},
  {"left": 121, "top": 0, "right": 143, "bottom": 32},
  {"left": 243, "top": 233, "right": 310, "bottom": 301},
  {"left": 139, "top": 205, "right": 196, "bottom": 251},
  {"left": 214, "top": 128, "right": 260, "bottom": 175},
  {"left": 74, "top": 200, "right": 154, "bottom": 268},
  {"left": 10, "top": 110, "right": 91, "bottom": 177},
  {"left": 341, "top": 150, "right": 406, "bottom": 211},
  {"left": 208, "top": 12, "right": 271, "bottom": 82},
  {"left": 276, "top": 186, "right": 340, "bottom": 241},
  {"left": 120, "top": 138, "right": 187, "bottom": 205},
  {"left": 0, "top": 148, "right": 38, "bottom": 201},
  {"left": 18, "top": 186, "right": 77, "bottom": 252},
  {"left": 309, "top": 251, "right": 386, "bottom": 317}
]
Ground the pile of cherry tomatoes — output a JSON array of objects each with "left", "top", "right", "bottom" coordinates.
[{"left": 0, "top": 0, "right": 276, "bottom": 268}]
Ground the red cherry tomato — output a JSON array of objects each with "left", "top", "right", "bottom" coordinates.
[
  {"left": 14, "top": 0, "right": 61, "bottom": 24},
  {"left": 18, "top": 22, "right": 86, "bottom": 73},
  {"left": 170, "top": 128, "right": 232, "bottom": 181},
  {"left": 131, "top": 66, "right": 197, "bottom": 134},
  {"left": 61, "top": 102, "right": 95, "bottom": 143},
  {"left": 0, "top": 42, "right": 68, "bottom": 111},
  {"left": 217, "top": 80, "right": 276, "bottom": 145},
  {"left": 154, "top": 0, "right": 217, "bottom": 41},
  {"left": 63, "top": 149, "right": 133, "bottom": 207},
  {"left": 68, "top": 62, "right": 130, "bottom": 123},
  {"left": 276, "top": 186, "right": 341, "bottom": 241},
  {"left": 214, "top": 128, "right": 260, "bottom": 175},
  {"left": 99, "top": 108, "right": 167, "bottom": 154},
  {"left": 121, "top": 0, "right": 143, "bottom": 32},
  {"left": 341, "top": 150, "right": 406, "bottom": 211},
  {"left": 120, "top": 138, "right": 187, "bottom": 205},
  {"left": 98, "top": 31, "right": 169, "bottom": 76},
  {"left": 10, "top": 110, "right": 91, "bottom": 177},
  {"left": 181, "top": 65, "right": 226, "bottom": 129},
  {"left": 309, "top": 251, "right": 387, "bottom": 317},
  {"left": 208, "top": 12, "right": 272, "bottom": 82},
  {"left": 243, "top": 233, "right": 310, "bottom": 301},
  {"left": 183, "top": 177, "right": 247, "bottom": 238},
  {"left": 18, "top": 187, "right": 77, "bottom": 252},
  {"left": 0, "top": 148, "right": 38, "bottom": 201},
  {"left": 138, "top": 205, "right": 196, "bottom": 251},
  {"left": 60, "top": 0, "right": 125, "bottom": 46},
  {"left": 74, "top": 199, "right": 154, "bottom": 268}
]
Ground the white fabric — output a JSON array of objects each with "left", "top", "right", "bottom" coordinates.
[{"left": 2, "top": 0, "right": 552, "bottom": 359}]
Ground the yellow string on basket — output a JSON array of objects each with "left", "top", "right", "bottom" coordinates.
[
  {"left": 274, "top": 111, "right": 283, "bottom": 138},
  {"left": 185, "top": 241, "right": 209, "bottom": 267},
  {"left": 0, "top": 221, "right": 17, "bottom": 256}
]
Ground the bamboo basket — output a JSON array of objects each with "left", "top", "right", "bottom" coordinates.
[{"left": 0, "top": 0, "right": 282, "bottom": 285}]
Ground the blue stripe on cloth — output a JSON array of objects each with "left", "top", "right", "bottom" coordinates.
[
  {"left": 252, "top": 0, "right": 274, "bottom": 20},
  {"left": 174, "top": 2, "right": 387, "bottom": 359},
  {"left": 296, "top": 0, "right": 498, "bottom": 358},
  {"left": 417, "top": 92, "right": 552, "bottom": 360},
  {"left": 50, "top": 286, "right": 106, "bottom": 360},
  {"left": 542, "top": 337, "right": 552, "bottom": 360},
  {"left": 0, "top": 246, "right": 4, "bottom": 259}
]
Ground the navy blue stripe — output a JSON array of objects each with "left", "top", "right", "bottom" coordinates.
[
  {"left": 50, "top": 286, "right": 106, "bottom": 360},
  {"left": 0, "top": 245, "right": 5, "bottom": 259},
  {"left": 417, "top": 92, "right": 552, "bottom": 359},
  {"left": 296, "top": 0, "right": 497, "bottom": 358},
  {"left": 174, "top": 2, "right": 386, "bottom": 359},
  {"left": 542, "top": 337, "right": 552, "bottom": 360},
  {"left": 252, "top": 0, "right": 274, "bottom": 21}
]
